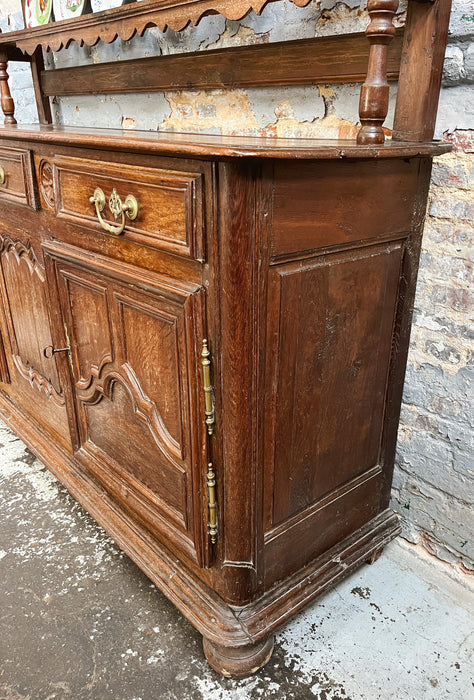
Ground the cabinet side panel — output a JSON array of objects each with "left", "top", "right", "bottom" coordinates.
[
  {"left": 271, "top": 160, "right": 419, "bottom": 257},
  {"left": 263, "top": 242, "right": 403, "bottom": 583}
]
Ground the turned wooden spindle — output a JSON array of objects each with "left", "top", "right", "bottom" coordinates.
[
  {"left": 0, "top": 50, "right": 17, "bottom": 126},
  {"left": 357, "top": 0, "right": 398, "bottom": 145}
]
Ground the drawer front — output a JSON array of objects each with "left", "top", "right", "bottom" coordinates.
[
  {"left": 0, "top": 147, "right": 37, "bottom": 210},
  {"left": 53, "top": 156, "right": 204, "bottom": 260}
]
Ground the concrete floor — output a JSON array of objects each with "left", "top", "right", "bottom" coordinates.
[{"left": 0, "top": 420, "right": 473, "bottom": 700}]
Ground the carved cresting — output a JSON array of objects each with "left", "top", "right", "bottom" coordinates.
[
  {"left": 357, "top": 0, "right": 398, "bottom": 145},
  {"left": 0, "top": 47, "right": 17, "bottom": 126}
]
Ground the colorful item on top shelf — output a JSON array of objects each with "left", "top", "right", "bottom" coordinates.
[
  {"left": 24, "top": 0, "right": 52, "bottom": 27},
  {"left": 53, "top": 0, "right": 90, "bottom": 21},
  {"left": 90, "top": 0, "right": 127, "bottom": 12},
  {"left": 36, "top": 0, "right": 53, "bottom": 25},
  {"left": 23, "top": 0, "right": 34, "bottom": 28}
]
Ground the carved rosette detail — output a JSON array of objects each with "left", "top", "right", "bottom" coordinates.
[{"left": 39, "top": 160, "right": 55, "bottom": 209}]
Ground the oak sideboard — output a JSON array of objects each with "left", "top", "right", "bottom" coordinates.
[{"left": 0, "top": 0, "right": 451, "bottom": 677}]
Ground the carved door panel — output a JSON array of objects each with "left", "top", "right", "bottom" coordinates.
[
  {"left": 0, "top": 234, "right": 71, "bottom": 444},
  {"left": 43, "top": 241, "right": 209, "bottom": 567}
]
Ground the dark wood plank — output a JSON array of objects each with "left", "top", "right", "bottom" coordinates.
[
  {"left": 264, "top": 241, "right": 403, "bottom": 534},
  {"left": 40, "top": 32, "right": 403, "bottom": 97},
  {"left": 30, "top": 47, "right": 52, "bottom": 125},
  {"left": 271, "top": 159, "right": 423, "bottom": 257},
  {"left": 393, "top": 0, "right": 452, "bottom": 141},
  {"left": 215, "top": 160, "right": 259, "bottom": 604}
]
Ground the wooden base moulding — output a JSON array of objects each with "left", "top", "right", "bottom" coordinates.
[{"left": 0, "top": 391, "right": 401, "bottom": 676}]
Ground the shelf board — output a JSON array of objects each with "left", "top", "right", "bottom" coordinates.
[{"left": 39, "top": 32, "right": 404, "bottom": 96}]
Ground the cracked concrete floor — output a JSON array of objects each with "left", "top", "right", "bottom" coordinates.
[{"left": 0, "top": 419, "right": 473, "bottom": 700}]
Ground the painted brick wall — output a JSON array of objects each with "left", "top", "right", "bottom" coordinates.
[{"left": 1, "top": 0, "right": 473, "bottom": 576}]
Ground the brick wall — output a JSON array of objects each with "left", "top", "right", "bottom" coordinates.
[{"left": 1, "top": 0, "right": 473, "bottom": 575}]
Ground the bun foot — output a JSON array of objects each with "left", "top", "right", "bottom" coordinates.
[{"left": 203, "top": 634, "right": 275, "bottom": 679}]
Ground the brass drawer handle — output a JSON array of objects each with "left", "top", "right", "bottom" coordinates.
[
  {"left": 0, "top": 166, "right": 5, "bottom": 186},
  {"left": 89, "top": 187, "right": 139, "bottom": 236}
]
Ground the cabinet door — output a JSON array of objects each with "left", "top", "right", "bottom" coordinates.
[
  {"left": 43, "top": 241, "right": 209, "bottom": 566},
  {"left": 0, "top": 234, "right": 71, "bottom": 445}
]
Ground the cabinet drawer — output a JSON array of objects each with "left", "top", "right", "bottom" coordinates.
[
  {"left": 0, "top": 146, "right": 37, "bottom": 210},
  {"left": 52, "top": 156, "right": 204, "bottom": 260}
]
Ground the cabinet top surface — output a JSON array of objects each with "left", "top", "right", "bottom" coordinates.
[{"left": 0, "top": 125, "right": 451, "bottom": 160}]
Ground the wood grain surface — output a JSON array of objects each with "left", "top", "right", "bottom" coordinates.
[{"left": 40, "top": 32, "right": 403, "bottom": 97}]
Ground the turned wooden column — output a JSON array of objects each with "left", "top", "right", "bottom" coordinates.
[
  {"left": 0, "top": 49, "right": 17, "bottom": 125},
  {"left": 357, "top": 0, "right": 398, "bottom": 145}
]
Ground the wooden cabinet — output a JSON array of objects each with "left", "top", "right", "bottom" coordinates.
[
  {"left": 0, "top": 130, "right": 449, "bottom": 677},
  {"left": 0, "top": 0, "right": 452, "bottom": 678}
]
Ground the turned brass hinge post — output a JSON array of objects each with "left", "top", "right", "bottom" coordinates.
[
  {"left": 64, "top": 323, "right": 74, "bottom": 375},
  {"left": 207, "top": 462, "right": 218, "bottom": 544},
  {"left": 202, "top": 339, "right": 217, "bottom": 545},
  {"left": 201, "top": 339, "right": 215, "bottom": 436}
]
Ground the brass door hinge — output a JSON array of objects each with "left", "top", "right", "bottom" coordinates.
[
  {"left": 207, "top": 462, "right": 218, "bottom": 544},
  {"left": 201, "top": 339, "right": 215, "bottom": 436},
  {"left": 202, "top": 339, "right": 217, "bottom": 544},
  {"left": 63, "top": 323, "right": 74, "bottom": 376}
]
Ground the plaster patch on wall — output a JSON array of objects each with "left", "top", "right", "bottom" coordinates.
[
  {"left": 436, "top": 85, "right": 474, "bottom": 138},
  {"left": 157, "top": 85, "right": 362, "bottom": 137},
  {"left": 56, "top": 93, "right": 172, "bottom": 131}
]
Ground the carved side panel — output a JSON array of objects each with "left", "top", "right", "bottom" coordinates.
[
  {"left": 44, "top": 242, "right": 207, "bottom": 565},
  {"left": 263, "top": 241, "right": 404, "bottom": 584},
  {"left": 0, "top": 235, "right": 64, "bottom": 406}
]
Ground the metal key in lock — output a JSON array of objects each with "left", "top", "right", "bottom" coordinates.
[{"left": 43, "top": 345, "right": 70, "bottom": 360}]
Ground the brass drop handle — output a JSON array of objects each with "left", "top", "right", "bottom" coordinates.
[
  {"left": 0, "top": 166, "right": 5, "bottom": 186},
  {"left": 89, "top": 187, "right": 139, "bottom": 236},
  {"left": 43, "top": 345, "right": 70, "bottom": 359}
]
